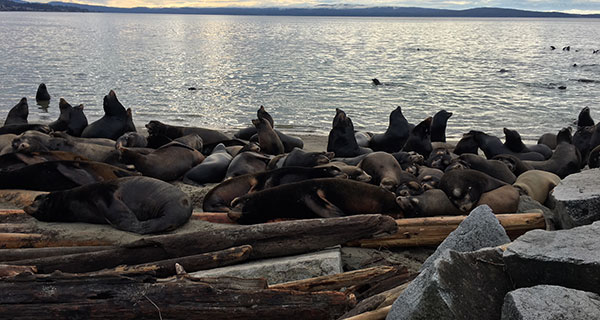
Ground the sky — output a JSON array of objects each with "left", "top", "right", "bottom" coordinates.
[{"left": 43, "top": 0, "right": 600, "bottom": 13}]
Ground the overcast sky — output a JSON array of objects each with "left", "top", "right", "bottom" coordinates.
[{"left": 46, "top": 0, "right": 600, "bottom": 13}]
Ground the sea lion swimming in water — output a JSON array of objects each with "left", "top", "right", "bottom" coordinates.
[
  {"left": 35, "top": 83, "right": 51, "bottom": 102},
  {"left": 4, "top": 98, "right": 28, "bottom": 126},
  {"left": 81, "top": 90, "right": 136, "bottom": 140},
  {"left": 24, "top": 176, "right": 192, "bottom": 234},
  {"left": 228, "top": 178, "right": 402, "bottom": 224}
]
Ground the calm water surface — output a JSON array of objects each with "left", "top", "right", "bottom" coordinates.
[{"left": 1, "top": 12, "right": 599, "bottom": 140}]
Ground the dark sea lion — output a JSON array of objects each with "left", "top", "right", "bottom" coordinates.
[
  {"left": 119, "top": 138, "right": 204, "bottom": 181},
  {"left": 51, "top": 131, "right": 115, "bottom": 147},
  {"left": 0, "top": 150, "right": 88, "bottom": 171},
  {"left": 573, "top": 125, "right": 595, "bottom": 167},
  {"left": 228, "top": 178, "right": 402, "bottom": 224},
  {"left": 24, "top": 176, "right": 192, "bottom": 234},
  {"left": 67, "top": 104, "right": 88, "bottom": 137},
  {"left": 316, "top": 161, "right": 371, "bottom": 182},
  {"left": 327, "top": 108, "right": 372, "bottom": 157},
  {"left": 257, "top": 105, "right": 274, "bottom": 128},
  {"left": 252, "top": 118, "right": 284, "bottom": 155},
  {"left": 425, "top": 147, "right": 455, "bottom": 171},
  {"left": 503, "top": 128, "right": 552, "bottom": 159},
  {"left": 577, "top": 106, "right": 594, "bottom": 127},
  {"left": 492, "top": 154, "right": 534, "bottom": 176},
  {"left": 333, "top": 153, "right": 370, "bottom": 166},
  {"left": 35, "top": 83, "right": 51, "bottom": 102},
  {"left": 477, "top": 185, "right": 520, "bottom": 214},
  {"left": 537, "top": 133, "right": 557, "bottom": 150},
  {"left": 282, "top": 148, "right": 333, "bottom": 167},
  {"left": 355, "top": 131, "right": 373, "bottom": 148},
  {"left": 234, "top": 126, "right": 256, "bottom": 140},
  {"left": 358, "top": 151, "right": 406, "bottom": 192},
  {"left": 391, "top": 151, "right": 425, "bottom": 171},
  {"left": 369, "top": 106, "right": 410, "bottom": 153},
  {"left": 0, "top": 160, "right": 135, "bottom": 191},
  {"left": 173, "top": 133, "right": 204, "bottom": 151},
  {"left": 439, "top": 169, "right": 507, "bottom": 212},
  {"left": 471, "top": 130, "right": 545, "bottom": 161},
  {"left": 81, "top": 90, "right": 136, "bottom": 140},
  {"left": 403, "top": 117, "right": 433, "bottom": 158},
  {"left": 431, "top": 110, "right": 452, "bottom": 143},
  {"left": 416, "top": 166, "right": 444, "bottom": 190},
  {"left": 226, "top": 142, "right": 260, "bottom": 158},
  {"left": 49, "top": 98, "right": 73, "bottom": 132},
  {"left": 458, "top": 153, "right": 517, "bottom": 184},
  {"left": 372, "top": 78, "right": 382, "bottom": 85},
  {"left": 183, "top": 143, "right": 233, "bottom": 185},
  {"left": 115, "top": 132, "right": 148, "bottom": 149},
  {"left": 513, "top": 170, "right": 561, "bottom": 204},
  {"left": 523, "top": 128, "right": 581, "bottom": 179},
  {"left": 4, "top": 98, "right": 28, "bottom": 126},
  {"left": 224, "top": 151, "right": 271, "bottom": 179},
  {"left": 145, "top": 120, "right": 230, "bottom": 146},
  {"left": 588, "top": 123, "right": 600, "bottom": 152},
  {"left": 396, "top": 189, "right": 462, "bottom": 218},
  {"left": 0, "top": 124, "right": 50, "bottom": 136},
  {"left": 249, "top": 130, "right": 304, "bottom": 153},
  {"left": 588, "top": 145, "right": 600, "bottom": 168},
  {"left": 453, "top": 131, "right": 479, "bottom": 155},
  {"left": 203, "top": 166, "right": 346, "bottom": 212}
]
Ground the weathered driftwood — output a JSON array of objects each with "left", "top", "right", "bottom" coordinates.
[
  {"left": 0, "top": 264, "right": 37, "bottom": 277},
  {"left": 349, "top": 269, "right": 415, "bottom": 301},
  {"left": 0, "top": 273, "right": 356, "bottom": 320},
  {"left": 0, "top": 232, "right": 115, "bottom": 249},
  {"left": 7, "top": 215, "right": 397, "bottom": 273},
  {"left": 191, "top": 212, "right": 235, "bottom": 224},
  {"left": 340, "top": 281, "right": 411, "bottom": 319},
  {"left": 343, "top": 305, "right": 392, "bottom": 320},
  {"left": 0, "top": 246, "right": 113, "bottom": 262},
  {"left": 348, "top": 213, "right": 545, "bottom": 248},
  {"left": 86, "top": 245, "right": 253, "bottom": 278},
  {"left": 271, "top": 266, "right": 397, "bottom": 292},
  {"left": 0, "top": 223, "right": 36, "bottom": 233}
]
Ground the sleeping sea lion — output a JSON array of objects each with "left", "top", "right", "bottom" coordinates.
[
  {"left": 145, "top": 120, "right": 230, "bottom": 146},
  {"left": 537, "top": 133, "right": 557, "bottom": 150},
  {"left": 203, "top": 166, "right": 346, "bottom": 212},
  {"left": 282, "top": 148, "right": 333, "bottom": 167},
  {"left": 183, "top": 143, "right": 233, "bottom": 185},
  {"left": 477, "top": 185, "right": 520, "bottom": 213},
  {"left": 81, "top": 90, "right": 136, "bottom": 140},
  {"left": 358, "top": 151, "right": 407, "bottom": 192},
  {"left": 115, "top": 132, "right": 148, "bottom": 149},
  {"left": 224, "top": 151, "right": 271, "bottom": 179},
  {"left": 4, "top": 98, "right": 28, "bottom": 126},
  {"left": 425, "top": 147, "right": 455, "bottom": 171},
  {"left": 396, "top": 189, "right": 462, "bottom": 217},
  {"left": 24, "top": 176, "right": 192, "bottom": 234},
  {"left": 492, "top": 154, "right": 534, "bottom": 176},
  {"left": 369, "top": 106, "right": 410, "bottom": 153},
  {"left": 228, "top": 178, "right": 402, "bottom": 224},
  {"left": 458, "top": 153, "right": 517, "bottom": 184},
  {"left": 513, "top": 170, "right": 561, "bottom": 204},
  {"left": 439, "top": 169, "right": 507, "bottom": 212}
]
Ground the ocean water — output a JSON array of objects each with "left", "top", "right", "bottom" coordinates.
[{"left": 0, "top": 12, "right": 599, "bottom": 140}]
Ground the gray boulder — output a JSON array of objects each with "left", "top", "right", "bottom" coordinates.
[
  {"left": 503, "top": 221, "right": 600, "bottom": 294},
  {"left": 502, "top": 285, "right": 600, "bottom": 320},
  {"left": 420, "top": 205, "right": 510, "bottom": 271},
  {"left": 517, "top": 195, "right": 556, "bottom": 230},
  {"left": 549, "top": 168, "right": 600, "bottom": 228},
  {"left": 387, "top": 248, "right": 513, "bottom": 320}
]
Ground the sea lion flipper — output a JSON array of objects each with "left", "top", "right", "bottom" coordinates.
[
  {"left": 56, "top": 163, "right": 97, "bottom": 186},
  {"left": 303, "top": 189, "right": 344, "bottom": 218},
  {"left": 102, "top": 199, "right": 143, "bottom": 233}
]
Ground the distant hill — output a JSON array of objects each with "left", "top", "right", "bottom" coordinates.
[
  {"left": 0, "top": 0, "right": 86, "bottom": 11},
  {"left": 5, "top": 2, "right": 600, "bottom": 18}
]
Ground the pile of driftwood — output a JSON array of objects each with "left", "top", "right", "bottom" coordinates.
[{"left": 0, "top": 209, "right": 545, "bottom": 319}]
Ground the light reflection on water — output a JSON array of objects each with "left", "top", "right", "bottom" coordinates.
[{"left": 0, "top": 12, "right": 599, "bottom": 140}]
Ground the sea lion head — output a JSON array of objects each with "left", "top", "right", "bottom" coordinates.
[
  {"left": 24, "top": 194, "right": 53, "bottom": 220},
  {"left": 257, "top": 105, "right": 274, "bottom": 128}
]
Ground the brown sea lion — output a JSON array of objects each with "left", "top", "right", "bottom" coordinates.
[
  {"left": 183, "top": 143, "right": 233, "bottom": 185},
  {"left": 145, "top": 120, "right": 230, "bottom": 146},
  {"left": 317, "top": 161, "right": 372, "bottom": 182},
  {"left": 24, "top": 176, "right": 192, "bottom": 234},
  {"left": 523, "top": 128, "right": 581, "bottom": 179},
  {"left": 0, "top": 150, "right": 88, "bottom": 172},
  {"left": 115, "top": 132, "right": 148, "bottom": 149},
  {"left": 537, "top": 133, "right": 557, "bottom": 150},
  {"left": 458, "top": 153, "right": 517, "bottom": 184},
  {"left": 224, "top": 151, "right": 271, "bottom": 179},
  {"left": 252, "top": 118, "right": 284, "bottom": 155},
  {"left": 425, "top": 147, "right": 456, "bottom": 171},
  {"left": 358, "top": 151, "right": 407, "bottom": 192},
  {"left": 396, "top": 189, "right": 462, "bottom": 217},
  {"left": 439, "top": 169, "right": 507, "bottom": 212},
  {"left": 492, "top": 154, "right": 534, "bottom": 176},
  {"left": 416, "top": 166, "right": 444, "bottom": 190},
  {"left": 513, "top": 170, "right": 561, "bottom": 204},
  {"left": 0, "top": 160, "right": 136, "bottom": 191},
  {"left": 4, "top": 98, "right": 28, "bottom": 126},
  {"left": 228, "top": 178, "right": 402, "bottom": 224},
  {"left": 477, "top": 185, "right": 520, "bottom": 213},
  {"left": 203, "top": 166, "right": 346, "bottom": 212}
]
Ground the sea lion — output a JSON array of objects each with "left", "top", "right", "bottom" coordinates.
[
  {"left": 358, "top": 151, "right": 407, "bottom": 192},
  {"left": 369, "top": 106, "right": 410, "bottom": 153},
  {"left": 392, "top": 151, "right": 425, "bottom": 171},
  {"left": 183, "top": 143, "right": 233, "bottom": 185},
  {"left": 458, "top": 153, "right": 517, "bottom": 184},
  {"left": 0, "top": 124, "right": 50, "bottom": 135},
  {"left": 470, "top": 130, "right": 545, "bottom": 161},
  {"left": 537, "top": 133, "right": 557, "bottom": 150},
  {"left": 523, "top": 128, "right": 581, "bottom": 179},
  {"left": 503, "top": 128, "right": 552, "bottom": 159},
  {"left": 492, "top": 154, "right": 534, "bottom": 176},
  {"left": 0, "top": 150, "right": 88, "bottom": 171},
  {"left": 35, "top": 83, "right": 51, "bottom": 102},
  {"left": 425, "top": 147, "right": 455, "bottom": 171},
  {"left": 115, "top": 132, "right": 148, "bottom": 149},
  {"left": 477, "top": 185, "right": 520, "bottom": 214},
  {"left": 226, "top": 142, "right": 260, "bottom": 158},
  {"left": 228, "top": 178, "right": 402, "bottom": 224},
  {"left": 24, "top": 176, "right": 192, "bottom": 234},
  {"left": 81, "top": 91, "right": 136, "bottom": 140},
  {"left": 252, "top": 118, "right": 284, "bottom": 155},
  {"left": 577, "top": 106, "right": 594, "bottom": 127},
  {"left": 248, "top": 130, "right": 305, "bottom": 153},
  {"left": 588, "top": 145, "right": 600, "bottom": 168},
  {"left": 257, "top": 105, "right": 274, "bottom": 127},
  {"left": 332, "top": 153, "right": 370, "bottom": 166},
  {"left": 0, "top": 160, "right": 135, "bottom": 191},
  {"left": 48, "top": 99, "right": 88, "bottom": 137},
  {"left": 372, "top": 78, "right": 382, "bottom": 85},
  {"left": 203, "top": 166, "right": 346, "bottom": 212},
  {"left": 431, "top": 110, "right": 452, "bottom": 143},
  {"left": 513, "top": 170, "right": 561, "bottom": 204},
  {"left": 327, "top": 108, "right": 372, "bottom": 157},
  {"left": 282, "top": 148, "right": 333, "bottom": 167},
  {"left": 396, "top": 189, "right": 462, "bottom": 217},
  {"left": 439, "top": 169, "right": 507, "bottom": 212},
  {"left": 145, "top": 120, "right": 230, "bottom": 146},
  {"left": 573, "top": 125, "right": 595, "bottom": 167},
  {"left": 119, "top": 136, "right": 205, "bottom": 181},
  {"left": 454, "top": 131, "right": 479, "bottom": 155},
  {"left": 403, "top": 117, "right": 433, "bottom": 158},
  {"left": 224, "top": 151, "right": 271, "bottom": 179},
  {"left": 355, "top": 131, "right": 373, "bottom": 148},
  {"left": 51, "top": 131, "right": 115, "bottom": 147},
  {"left": 4, "top": 98, "right": 28, "bottom": 126},
  {"left": 416, "top": 165, "right": 444, "bottom": 190},
  {"left": 316, "top": 161, "right": 371, "bottom": 182},
  {"left": 49, "top": 98, "right": 72, "bottom": 132}
]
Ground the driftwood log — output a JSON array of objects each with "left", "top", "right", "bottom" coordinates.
[
  {"left": 271, "top": 266, "right": 398, "bottom": 292},
  {"left": 0, "top": 246, "right": 113, "bottom": 262},
  {"left": 0, "top": 272, "right": 356, "bottom": 319},
  {"left": 6, "top": 215, "right": 397, "bottom": 273},
  {"left": 348, "top": 213, "right": 545, "bottom": 248},
  {"left": 340, "top": 281, "right": 411, "bottom": 318}
]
